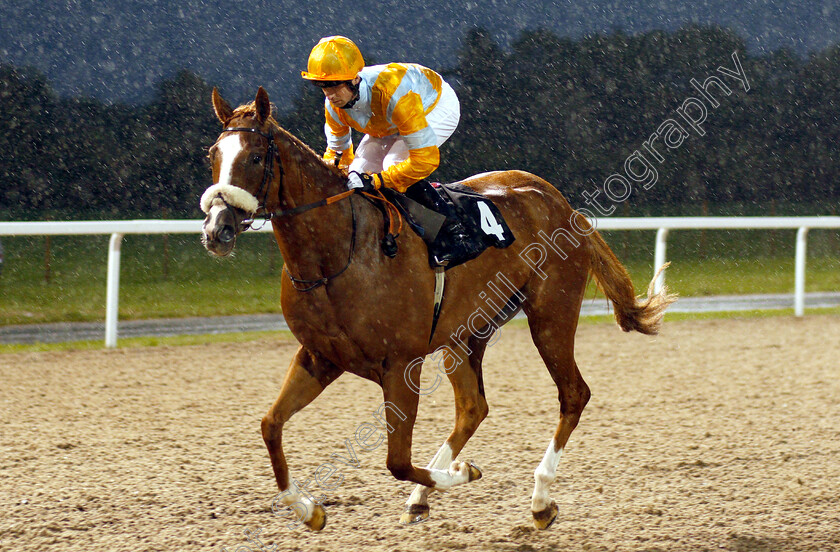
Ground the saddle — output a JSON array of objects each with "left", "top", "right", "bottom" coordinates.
[{"left": 380, "top": 181, "right": 516, "bottom": 269}]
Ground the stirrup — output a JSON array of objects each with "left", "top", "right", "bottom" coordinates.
[
  {"left": 432, "top": 235, "right": 474, "bottom": 267},
  {"left": 444, "top": 219, "right": 471, "bottom": 241}
]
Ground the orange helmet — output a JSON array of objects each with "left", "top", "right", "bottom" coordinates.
[{"left": 301, "top": 36, "right": 365, "bottom": 82}]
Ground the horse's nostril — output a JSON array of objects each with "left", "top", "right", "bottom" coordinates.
[{"left": 219, "top": 226, "right": 235, "bottom": 243}]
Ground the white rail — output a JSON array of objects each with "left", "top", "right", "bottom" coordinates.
[{"left": 1, "top": 216, "right": 839, "bottom": 347}]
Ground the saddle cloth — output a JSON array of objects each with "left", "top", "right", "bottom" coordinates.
[{"left": 381, "top": 182, "right": 516, "bottom": 269}]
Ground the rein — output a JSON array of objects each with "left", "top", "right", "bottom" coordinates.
[
  {"left": 280, "top": 189, "right": 402, "bottom": 292},
  {"left": 283, "top": 194, "right": 358, "bottom": 292}
]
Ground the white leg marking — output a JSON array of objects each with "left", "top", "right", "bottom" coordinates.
[
  {"left": 531, "top": 441, "right": 564, "bottom": 512},
  {"left": 428, "top": 456, "right": 472, "bottom": 491},
  {"left": 406, "top": 442, "right": 454, "bottom": 507},
  {"left": 216, "top": 134, "right": 243, "bottom": 187},
  {"left": 273, "top": 481, "right": 317, "bottom": 524}
]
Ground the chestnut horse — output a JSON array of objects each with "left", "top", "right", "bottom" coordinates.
[{"left": 200, "top": 87, "right": 675, "bottom": 531}]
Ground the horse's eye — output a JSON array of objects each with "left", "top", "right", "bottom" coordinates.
[{"left": 252, "top": 154, "right": 262, "bottom": 165}]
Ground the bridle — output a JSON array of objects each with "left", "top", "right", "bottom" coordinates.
[
  {"left": 219, "top": 125, "right": 361, "bottom": 223},
  {"left": 219, "top": 126, "right": 280, "bottom": 220},
  {"left": 214, "top": 125, "right": 376, "bottom": 292}
]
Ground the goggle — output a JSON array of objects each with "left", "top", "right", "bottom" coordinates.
[{"left": 309, "top": 80, "right": 351, "bottom": 89}]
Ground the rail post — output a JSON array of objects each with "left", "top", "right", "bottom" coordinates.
[
  {"left": 105, "top": 232, "right": 124, "bottom": 347},
  {"left": 654, "top": 227, "right": 669, "bottom": 294},
  {"left": 794, "top": 227, "right": 809, "bottom": 317}
]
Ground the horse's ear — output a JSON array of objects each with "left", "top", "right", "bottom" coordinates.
[
  {"left": 255, "top": 87, "right": 271, "bottom": 123},
  {"left": 212, "top": 87, "right": 234, "bottom": 124}
]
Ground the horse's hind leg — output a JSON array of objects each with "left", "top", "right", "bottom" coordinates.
[
  {"left": 261, "top": 346, "right": 342, "bottom": 531},
  {"left": 523, "top": 277, "right": 591, "bottom": 529},
  {"left": 530, "top": 356, "right": 589, "bottom": 529},
  {"left": 401, "top": 335, "right": 490, "bottom": 524}
]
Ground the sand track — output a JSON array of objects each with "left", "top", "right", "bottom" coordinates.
[{"left": 1, "top": 316, "right": 839, "bottom": 551}]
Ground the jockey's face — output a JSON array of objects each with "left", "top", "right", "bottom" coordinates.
[{"left": 322, "top": 77, "right": 360, "bottom": 108}]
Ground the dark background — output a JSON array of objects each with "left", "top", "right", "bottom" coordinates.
[
  {"left": 2, "top": 0, "right": 835, "bottom": 105},
  {"left": 1, "top": 1, "right": 838, "bottom": 219}
]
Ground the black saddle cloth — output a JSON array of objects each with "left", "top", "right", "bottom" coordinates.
[{"left": 381, "top": 182, "right": 516, "bottom": 269}]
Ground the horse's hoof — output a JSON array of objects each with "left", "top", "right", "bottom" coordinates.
[
  {"left": 304, "top": 503, "right": 327, "bottom": 531},
  {"left": 466, "top": 461, "right": 482, "bottom": 482},
  {"left": 399, "top": 504, "right": 430, "bottom": 525},
  {"left": 532, "top": 500, "right": 558, "bottom": 530}
]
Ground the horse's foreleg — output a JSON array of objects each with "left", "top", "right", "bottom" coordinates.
[
  {"left": 401, "top": 336, "right": 490, "bottom": 524},
  {"left": 382, "top": 363, "right": 482, "bottom": 514},
  {"left": 262, "top": 347, "right": 342, "bottom": 531}
]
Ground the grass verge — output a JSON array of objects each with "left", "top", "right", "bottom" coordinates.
[
  {"left": 2, "top": 309, "right": 839, "bottom": 355},
  {"left": 0, "top": 229, "right": 838, "bottom": 325}
]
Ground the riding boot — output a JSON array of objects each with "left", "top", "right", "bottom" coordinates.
[
  {"left": 404, "top": 180, "right": 448, "bottom": 212},
  {"left": 405, "top": 180, "right": 474, "bottom": 265},
  {"left": 432, "top": 224, "right": 475, "bottom": 265},
  {"left": 405, "top": 181, "right": 462, "bottom": 232}
]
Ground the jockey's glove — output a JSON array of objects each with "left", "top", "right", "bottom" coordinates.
[{"left": 347, "top": 171, "right": 381, "bottom": 192}]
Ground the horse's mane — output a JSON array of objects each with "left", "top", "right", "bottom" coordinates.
[{"left": 231, "top": 102, "right": 345, "bottom": 180}]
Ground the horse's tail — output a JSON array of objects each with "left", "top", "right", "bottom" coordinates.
[{"left": 581, "top": 216, "right": 677, "bottom": 335}]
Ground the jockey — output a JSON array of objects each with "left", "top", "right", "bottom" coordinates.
[
  {"left": 301, "top": 35, "right": 460, "bottom": 194},
  {"left": 301, "top": 36, "right": 474, "bottom": 265}
]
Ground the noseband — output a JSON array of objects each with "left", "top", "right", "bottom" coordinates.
[{"left": 217, "top": 125, "right": 358, "bottom": 292}]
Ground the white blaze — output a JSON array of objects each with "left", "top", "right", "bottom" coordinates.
[
  {"left": 216, "top": 134, "right": 244, "bottom": 187},
  {"left": 200, "top": 132, "right": 259, "bottom": 215}
]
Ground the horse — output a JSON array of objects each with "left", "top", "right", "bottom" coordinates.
[{"left": 200, "top": 86, "right": 676, "bottom": 531}]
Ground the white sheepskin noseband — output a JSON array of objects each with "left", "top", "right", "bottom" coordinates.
[{"left": 200, "top": 184, "right": 259, "bottom": 214}]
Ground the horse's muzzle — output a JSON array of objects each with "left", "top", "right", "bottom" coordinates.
[
  {"left": 217, "top": 225, "right": 235, "bottom": 244},
  {"left": 202, "top": 205, "right": 239, "bottom": 257}
]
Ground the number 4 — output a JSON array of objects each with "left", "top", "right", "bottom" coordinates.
[{"left": 477, "top": 201, "right": 505, "bottom": 240}]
